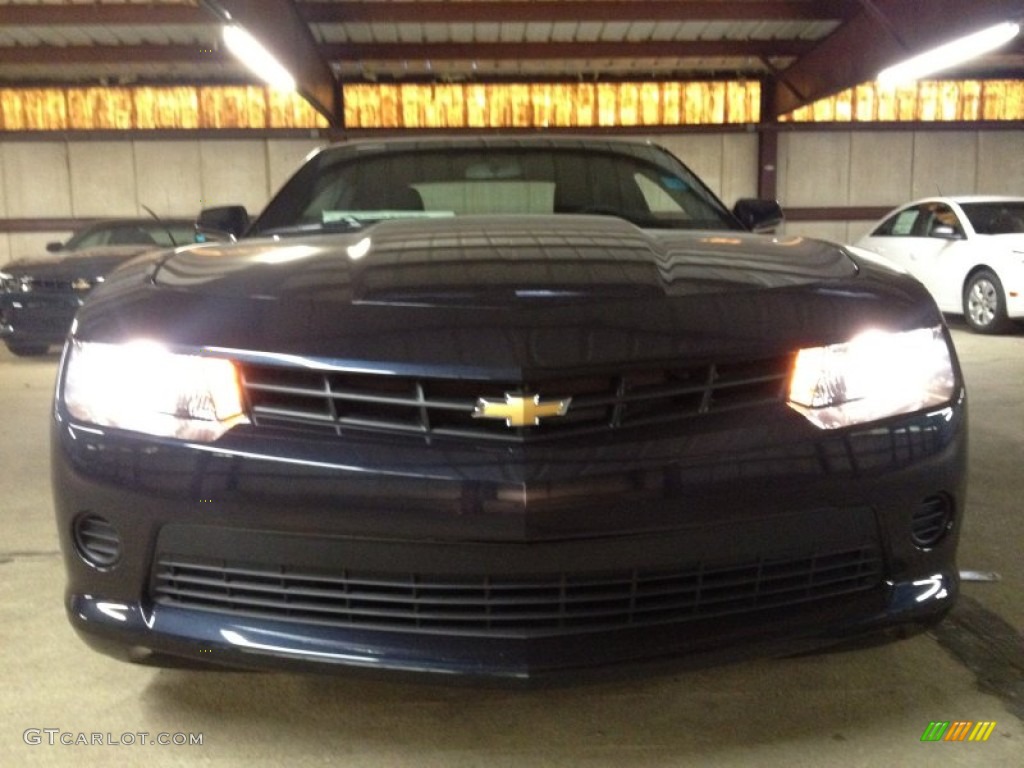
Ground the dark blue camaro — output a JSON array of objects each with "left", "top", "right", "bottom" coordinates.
[{"left": 52, "top": 138, "right": 965, "bottom": 682}]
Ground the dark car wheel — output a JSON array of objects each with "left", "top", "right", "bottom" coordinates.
[
  {"left": 5, "top": 341, "right": 49, "bottom": 357},
  {"left": 963, "top": 270, "right": 1011, "bottom": 334}
]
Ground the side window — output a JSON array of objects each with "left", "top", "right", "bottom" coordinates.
[
  {"left": 72, "top": 229, "right": 111, "bottom": 249},
  {"left": 873, "top": 208, "right": 919, "bottom": 237},
  {"left": 920, "top": 204, "right": 964, "bottom": 238}
]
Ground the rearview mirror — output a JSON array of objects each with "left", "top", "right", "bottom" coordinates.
[
  {"left": 732, "top": 199, "right": 784, "bottom": 233},
  {"left": 196, "top": 205, "right": 250, "bottom": 241}
]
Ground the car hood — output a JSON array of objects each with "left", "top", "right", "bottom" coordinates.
[
  {"left": 78, "top": 216, "right": 938, "bottom": 375},
  {"left": 151, "top": 216, "right": 857, "bottom": 301},
  {"left": 3, "top": 244, "right": 160, "bottom": 278}
]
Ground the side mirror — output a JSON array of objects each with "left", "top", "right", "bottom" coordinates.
[
  {"left": 196, "top": 205, "right": 250, "bottom": 241},
  {"left": 46, "top": 241, "right": 65, "bottom": 253},
  {"left": 732, "top": 199, "right": 784, "bottom": 233}
]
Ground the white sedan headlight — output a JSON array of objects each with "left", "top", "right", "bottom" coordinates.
[
  {"left": 62, "top": 340, "right": 248, "bottom": 442},
  {"left": 1, "top": 270, "right": 27, "bottom": 292},
  {"left": 788, "top": 326, "right": 956, "bottom": 429}
]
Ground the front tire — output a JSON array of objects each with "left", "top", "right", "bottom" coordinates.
[{"left": 963, "top": 270, "right": 1011, "bottom": 334}]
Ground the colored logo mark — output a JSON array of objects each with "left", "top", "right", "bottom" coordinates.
[{"left": 921, "top": 721, "right": 997, "bottom": 742}]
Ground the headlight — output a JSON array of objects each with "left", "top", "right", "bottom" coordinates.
[
  {"left": 62, "top": 340, "right": 248, "bottom": 442},
  {"left": 788, "top": 326, "right": 956, "bottom": 429}
]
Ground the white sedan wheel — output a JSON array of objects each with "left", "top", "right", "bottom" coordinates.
[{"left": 963, "top": 270, "right": 1010, "bottom": 334}]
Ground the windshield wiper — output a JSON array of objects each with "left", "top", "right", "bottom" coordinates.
[{"left": 141, "top": 203, "right": 180, "bottom": 246}]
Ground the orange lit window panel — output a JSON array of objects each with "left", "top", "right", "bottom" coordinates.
[
  {"left": 781, "top": 80, "right": 1024, "bottom": 122},
  {"left": 4, "top": 79, "right": 1020, "bottom": 131},
  {"left": 68, "top": 88, "right": 134, "bottom": 130},
  {"left": 0, "top": 86, "right": 326, "bottom": 131},
  {"left": 200, "top": 86, "right": 266, "bottom": 129},
  {"left": 135, "top": 87, "right": 200, "bottom": 129},
  {"left": 0, "top": 89, "right": 68, "bottom": 130},
  {"left": 342, "top": 82, "right": 761, "bottom": 129}
]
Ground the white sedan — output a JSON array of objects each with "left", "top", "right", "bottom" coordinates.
[{"left": 855, "top": 196, "right": 1024, "bottom": 333}]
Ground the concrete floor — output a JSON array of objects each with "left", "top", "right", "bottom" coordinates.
[{"left": 2, "top": 322, "right": 1022, "bottom": 767}]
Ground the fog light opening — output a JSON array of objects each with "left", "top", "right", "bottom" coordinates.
[
  {"left": 911, "top": 494, "right": 954, "bottom": 549},
  {"left": 73, "top": 514, "right": 122, "bottom": 568}
]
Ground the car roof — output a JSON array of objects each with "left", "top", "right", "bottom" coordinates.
[
  {"left": 310, "top": 135, "right": 668, "bottom": 162},
  {"left": 325, "top": 135, "right": 657, "bottom": 149},
  {"left": 900, "top": 195, "right": 1024, "bottom": 207}
]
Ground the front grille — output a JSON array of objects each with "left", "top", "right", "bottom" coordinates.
[
  {"left": 6, "top": 277, "right": 79, "bottom": 293},
  {"left": 25, "top": 279, "right": 72, "bottom": 291},
  {"left": 239, "top": 355, "right": 792, "bottom": 442},
  {"left": 151, "top": 544, "right": 882, "bottom": 638}
]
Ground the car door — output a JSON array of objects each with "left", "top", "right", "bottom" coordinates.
[
  {"left": 859, "top": 204, "right": 926, "bottom": 271},
  {"left": 859, "top": 203, "right": 965, "bottom": 312},
  {"left": 901, "top": 203, "right": 974, "bottom": 311}
]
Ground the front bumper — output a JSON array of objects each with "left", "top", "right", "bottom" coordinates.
[
  {"left": 0, "top": 292, "right": 80, "bottom": 346},
  {"left": 68, "top": 571, "right": 955, "bottom": 683},
  {"left": 1005, "top": 285, "right": 1024, "bottom": 319},
  {"left": 52, "top": 395, "right": 967, "bottom": 683}
]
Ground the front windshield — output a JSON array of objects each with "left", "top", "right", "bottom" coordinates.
[
  {"left": 64, "top": 222, "right": 196, "bottom": 250},
  {"left": 250, "top": 144, "right": 741, "bottom": 237},
  {"left": 959, "top": 202, "right": 1024, "bottom": 235}
]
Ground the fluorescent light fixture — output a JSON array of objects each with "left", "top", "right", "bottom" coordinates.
[
  {"left": 878, "top": 21, "right": 1020, "bottom": 86},
  {"left": 222, "top": 24, "right": 296, "bottom": 92}
]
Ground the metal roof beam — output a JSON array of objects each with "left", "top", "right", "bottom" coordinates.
[
  {"left": 199, "top": 0, "right": 340, "bottom": 125},
  {"left": 0, "top": 45, "right": 227, "bottom": 65},
  {"left": 0, "top": 6, "right": 206, "bottom": 25},
  {"left": 0, "top": 0, "right": 857, "bottom": 27},
  {"left": 770, "top": 0, "right": 1024, "bottom": 116},
  {"left": 322, "top": 40, "right": 815, "bottom": 61},
  {"left": 0, "top": 39, "right": 813, "bottom": 66},
  {"left": 298, "top": 0, "right": 857, "bottom": 24}
]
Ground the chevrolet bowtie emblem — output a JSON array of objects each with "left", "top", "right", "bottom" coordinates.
[{"left": 473, "top": 393, "right": 572, "bottom": 427}]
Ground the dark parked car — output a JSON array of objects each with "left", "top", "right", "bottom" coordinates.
[
  {"left": 52, "top": 138, "right": 965, "bottom": 683},
  {"left": 1, "top": 218, "right": 196, "bottom": 355}
]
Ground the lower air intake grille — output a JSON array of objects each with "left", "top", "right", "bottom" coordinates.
[
  {"left": 73, "top": 514, "right": 121, "bottom": 567},
  {"left": 911, "top": 494, "right": 954, "bottom": 548},
  {"left": 151, "top": 545, "right": 882, "bottom": 638}
]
